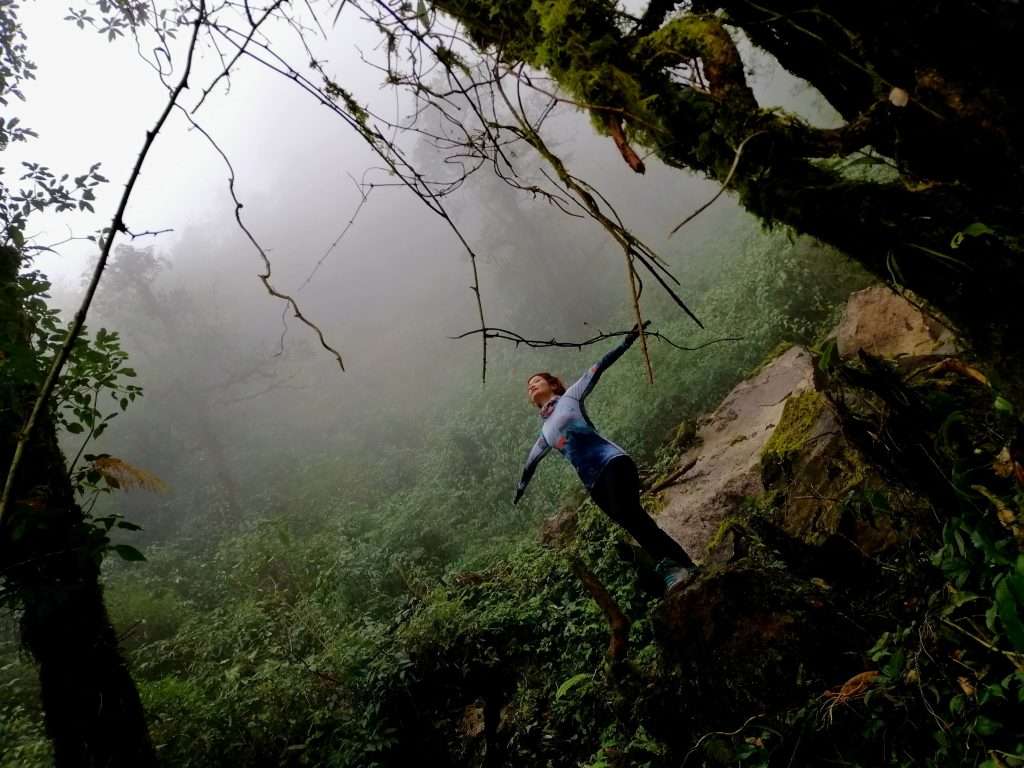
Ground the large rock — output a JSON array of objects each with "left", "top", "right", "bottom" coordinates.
[
  {"left": 835, "top": 284, "right": 956, "bottom": 359},
  {"left": 656, "top": 563, "right": 865, "bottom": 717},
  {"left": 654, "top": 345, "right": 815, "bottom": 556}
]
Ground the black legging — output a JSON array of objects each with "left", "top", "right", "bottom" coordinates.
[{"left": 589, "top": 455, "right": 695, "bottom": 567}]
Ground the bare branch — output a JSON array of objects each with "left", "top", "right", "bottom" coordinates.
[
  {"left": 178, "top": 111, "right": 347, "bottom": 370},
  {"left": 125, "top": 226, "right": 174, "bottom": 240},
  {"left": 298, "top": 172, "right": 371, "bottom": 291},
  {"left": 669, "top": 130, "right": 767, "bottom": 237},
  {"left": 191, "top": 0, "right": 287, "bottom": 114},
  {"left": 450, "top": 326, "right": 741, "bottom": 352}
]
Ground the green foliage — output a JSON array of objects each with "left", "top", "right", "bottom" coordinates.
[
  {"left": 804, "top": 353, "right": 1024, "bottom": 767},
  {"left": 4, "top": 266, "right": 143, "bottom": 477},
  {"left": 0, "top": 211, "right": 870, "bottom": 763},
  {"left": 0, "top": 704, "right": 52, "bottom": 768}
]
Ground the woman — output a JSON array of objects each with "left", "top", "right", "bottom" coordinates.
[{"left": 513, "top": 324, "right": 698, "bottom": 592}]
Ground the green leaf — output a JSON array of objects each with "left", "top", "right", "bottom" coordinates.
[
  {"left": 9, "top": 227, "right": 24, "bottom": 248},
  {"left": 112, "top": 544, "right": 146, "bottom": 562},
  {"left": 65, "top": 422, "right": 84, "bottom": 434},
  {"left": 996, "top": 577, "right": 1024, "bottom": 651},
  {"left": 974, "top": 715, "right": 1001, "bottom": 736},
  {"left": 555, "top": 672, "right": 592, "bottom": 700},
  {"left": 882, "top": 648, "right": 906, "bottom": 680},
  {"left": 994, "top": 395, "right": 1015, "bottom": 415},
  {"left": 949, "top": 693, "right": 965, "bottom": 715},
  {"left": 116, "top": 521, "right": 143, "bottom": 531}
]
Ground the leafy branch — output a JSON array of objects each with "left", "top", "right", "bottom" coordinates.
[{"left": 0, "top": 1, "right": 205, "bottom": 524}]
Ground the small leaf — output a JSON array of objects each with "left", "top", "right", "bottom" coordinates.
[
  {"left": 974, "top": 715, "right": 1001, "bottom": 736},
  {"left": 112, "top": 544, "right": 146, "bottom": 561},
  {"left": 555, "top": 672, "right": 591, "bottom": 700},
  {"left": 996, "top": 577, "right": 1024, "bottom": 651}
]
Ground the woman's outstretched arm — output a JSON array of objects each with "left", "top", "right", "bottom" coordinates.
[
  {"left": 563, "top": 322, "right": 649, "bottom": 402},
  {"left": 514, "top": 435, "right": 550, "bottom": 504}
]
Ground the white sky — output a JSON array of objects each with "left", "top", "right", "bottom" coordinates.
[{"left": 12, "top": 3, "right": 391, "bottom": 286}]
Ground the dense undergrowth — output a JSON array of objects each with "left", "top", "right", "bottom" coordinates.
[
  {"left": 4, "top": 207, "right": 1023, "bottom": 766},
  {"left": 2, "top": 218, "right": 881, "bottom": 765}
]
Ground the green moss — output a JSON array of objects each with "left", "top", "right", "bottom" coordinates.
[
  {"left": 705, "top": 515, "right": 745, "bottom": 554},
  {"left": 761, "top": 390, "right": 826, "bottom": 466}
]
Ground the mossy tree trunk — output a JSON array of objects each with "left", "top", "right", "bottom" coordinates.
[
  {"left": 431, "top": 0, "right": 1024, "bottom": 399},
  {"left": 0, "top": 246, "right": 157, "bottom": 767}
]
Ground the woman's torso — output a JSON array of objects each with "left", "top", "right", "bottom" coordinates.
[{"left": 540, "top": 395, "right": 626, "bottom": 488}]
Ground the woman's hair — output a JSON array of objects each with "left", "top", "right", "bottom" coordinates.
[{"left": 527, "top": 372, "right": 566, "bottom": 403}]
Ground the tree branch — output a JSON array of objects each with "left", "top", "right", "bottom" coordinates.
[
  {"left": 450, "top": 326, "right": 741, "bottom": 352},
  {"left": 670, "top": 130, "right": 766, "bottom": 236},
  {"left": 177, "top": 111, "right": 346, "bottom": 370}
]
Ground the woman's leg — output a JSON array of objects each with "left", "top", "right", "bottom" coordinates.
[{"left": 590, "top": 457, "right": 695, "bottom": 568}]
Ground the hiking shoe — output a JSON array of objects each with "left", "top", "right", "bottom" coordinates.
[{"left": 655, "top": 559, "right": 698, "bottom": 593}]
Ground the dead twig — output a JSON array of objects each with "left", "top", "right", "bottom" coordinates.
[
  {"left": 177, "top": 110, "right": 346, "bottom": 370},
  {"left": 648, "top": 458, "right": 699, "bottom": 494},
  {"left": 670, "top": 131, "right": 767, "bottom": 237}
]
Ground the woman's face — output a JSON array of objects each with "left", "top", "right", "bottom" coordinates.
[{"left": 527, "top": 375, "right": 555, "bottom": 408}]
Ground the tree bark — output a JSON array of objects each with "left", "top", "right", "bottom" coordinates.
[{"left": 0, "top": 246, "right": 157, "bottom": 767}]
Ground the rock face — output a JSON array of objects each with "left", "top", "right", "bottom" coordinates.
[
  {"left": 655, "top": 345, "right": 815, "bottom": 557},
  {"left": 834, "top": 284, "right": 956, "bottom": 359},
  {"left": 653, "top": 283, "right": 956, "bottom": 561},
  {"left": 646, "top": 281, "right": 958, "bottom": 722}
]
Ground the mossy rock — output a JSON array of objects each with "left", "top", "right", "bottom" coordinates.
[
  {"left": 669, "top": 419, "right": 698, "bottom": 452},
  {"left": 760, "top": 389, "right": 828, "bottom": 486}
]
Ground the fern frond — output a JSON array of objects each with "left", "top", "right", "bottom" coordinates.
[{"left": 92, "top": 456, "right": 168, "bottom": 493}]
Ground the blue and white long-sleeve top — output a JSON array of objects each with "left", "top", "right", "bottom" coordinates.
[{"left": 514, "top": 331, "right": 642, "bottom": 501}]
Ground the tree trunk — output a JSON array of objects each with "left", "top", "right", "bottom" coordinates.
[{"left": 0, "top": 246, "right": 157, "bottom": 767}]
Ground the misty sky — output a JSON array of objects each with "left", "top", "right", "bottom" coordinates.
[
  {"left": 12, "top": 2, "right": 830, "bottom": 308},
  {"left": 5, "top": 1, "right": 847, "bottom": 401}
]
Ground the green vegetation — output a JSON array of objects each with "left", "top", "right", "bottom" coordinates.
[
  {"left": 3, "top": 2, "right": 1024, "bottom": 766},
  {"left": 3, "top": 214, "right": 870, "bottom": 766}
]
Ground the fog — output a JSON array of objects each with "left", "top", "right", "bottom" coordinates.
[{"left": 9, "top": 3, "right": 840, "bottom": 545}]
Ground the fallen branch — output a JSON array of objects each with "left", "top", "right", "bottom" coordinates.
[
  {"left": 648, "top": 458, "right": 699, "bottom": 494},
  {"left": 570, "top": 555, "right": 631, "bottom": 663},
  {"left": 542, "top": 506, "right": 629, "bottom": 662}
]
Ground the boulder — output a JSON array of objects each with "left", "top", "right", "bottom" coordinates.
[
  {"left": 835, "top": 284, "right": 956, "bottom": 359},
  {"left": 654, "top": 345, "right": 815, "bottom": 556},
  {"left": 655, "top": 563, "right": 866, "bottom": 716}
]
